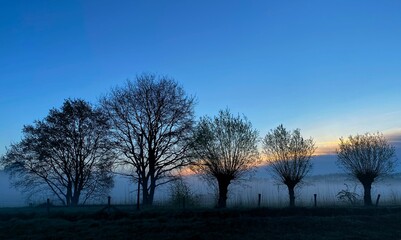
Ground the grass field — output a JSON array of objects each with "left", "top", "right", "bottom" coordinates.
[{"left": 1, "top": 206, "right": 401, "bottom": 240}]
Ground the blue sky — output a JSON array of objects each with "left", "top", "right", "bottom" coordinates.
[{"left": 1, "top": 0, "right": 401, "bottom": 156}]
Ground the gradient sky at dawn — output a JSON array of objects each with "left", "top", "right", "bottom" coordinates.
[{"left": 1, "top": 0, "right": 401, "bottom": 156}]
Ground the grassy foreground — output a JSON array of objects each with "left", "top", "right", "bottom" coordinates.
[{"left": 0, "top": 206, "right": 401, "bottom": 240}]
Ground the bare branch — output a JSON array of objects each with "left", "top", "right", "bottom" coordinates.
[
  {"left": 262, "top": 124, "right": 315, "bottom": 207},
  {"left": 1, "top": 99, "right": 115, "bottom": 206},
  {"left": 101, "top": 74, "right": 195, "bottom": 205},
  {"left": 337, "top": 132, "right": 396, "bottom": 206},
  {"left": 191, "top": 109, "right": 259, "bottom": 208}
]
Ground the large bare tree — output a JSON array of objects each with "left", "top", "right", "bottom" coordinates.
[
  {"left": 191, "top": 109, "right": 259, "bottom": 208},
  {"left": 337, "top": 132, "right": 396, "bottom": 206},
  {"left": 262, "top": 125, "right": 315, "bottom": 207},
  {"left": 1, "top": 99, "right": 115, "bottom": 206},
  {"left": 101, "top": 74, "right": 195, "bottom": 206}
]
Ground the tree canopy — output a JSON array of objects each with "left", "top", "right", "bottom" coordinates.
[
  {"left": 262, "top": 124, "right": 315, "bottom": 207},
  {"left": 101, "top": 74, "right": 195, "bottom": 205},
  {"left": 1, "top": 99, "right": 115, "bottom": 206},
  {"left": 191, "top": 109, "right": 259, "bottom": 208},
  {"left": 337, "top": 132, "right": 396, "bottom": 205}
]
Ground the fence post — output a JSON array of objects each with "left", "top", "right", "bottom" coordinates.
[
  {"left": 375, "top": 194, "right": 381, "bottom": 207},
  {"left": 314, "top": 194, "right": 317, "bottom": 207},
  {"left": 47, "top": 198, "right": 50, "bottom": 214},
  {"left": 108, "top": 196, "right": 111, "bottom": 208},
  {"left": 183, "top": 196, "right": 186, "bottom": 209},
  {"left": 258, "top": 194, "right": 261, "bottom": 208}
]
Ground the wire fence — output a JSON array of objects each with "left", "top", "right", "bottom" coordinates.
[{"left": 2, "top": 174, "right": 401, "bottom": 209}]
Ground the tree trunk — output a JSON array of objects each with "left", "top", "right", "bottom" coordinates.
[
  {"left": 148, "top": 178, "right": 156, "bottom": 205},
  {"left": 287, "top": 185, "right": 296, "bottom": 207},
  {"left": 66, "top": 182, "right": 72, "bottom": 206},
  {"left": 217, "top": 178, "right": 230, "bottom": 208},
  {"left": 144, "top": 149, "right": 156, "bottom": 206},
  {"left": 362, "top": 182, "right": 373, "bottom": 206},
  {"left": 141, "top": 174, "right": 156, "bottom": 206},
  {"left": 71, "top": 192, "right": 80, "bottom": 206},
  {"left": 141, "top": 185, "right": 155, "bottom": 206},
  {"left": 71, "top": 182, "right": 81, "bottom": 206},
  {"left": 141, "top": 180, "right": 151, "bottom": 206}
]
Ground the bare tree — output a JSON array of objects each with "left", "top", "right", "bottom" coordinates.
[
  {"left": 101, "top": 74, "right": 195, "bottom": 206},
  {"left": 1, "top": 99, "right": 115, "bottom": 206},
  {"left": 337, "top": 132, "right": 396, "bottom": 206},
  {"left": 191, "top": 109, "right": 259, "bottom": 208},
  {"left": 262, "top": 125, "right": 315, "bottom": 207}
]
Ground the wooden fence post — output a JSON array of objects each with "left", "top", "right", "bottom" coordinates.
[
  {"left": 108, "top": 196, "right": 111, "bottom": 208},
  {"left": 375, "top": 194, "right": 381, "bottom": 207},
  {"left": 258, "top": 194, "right": 261, "bottom": 208},
  {"left": 314, "top": 194, "right": 317, "bottom": 207},
  {"left": 47, "top": 198, "right": 50, "bottom": 214}
]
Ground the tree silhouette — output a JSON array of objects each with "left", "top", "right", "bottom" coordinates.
[
  {"left": 262, "top": 125, "right": 315, "bottom": 207},
  {"left": 337, "top": 132, "right": 396, "bottom": 206},
  {"left": 1, "top": 99, "right": 115, "bottom": 206},
  {"left": 191, "top": 109, "right": 259, "bottom": 208},
  {"left": 101, "top": 74, "right": 195, "bottom": 206}
]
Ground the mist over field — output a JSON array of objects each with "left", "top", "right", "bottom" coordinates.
[
  {"left": 1, "top": 154, "right": 400, "bottom": 208},
  {"left": 0, "top": 171, "right": 25, "bottom": 207}
]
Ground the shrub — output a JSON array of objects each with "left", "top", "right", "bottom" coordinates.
[
  {"left": 337, "top": 183, "right": 360, "bottom": 205},
  {"left": 169, "top": 179, "right": 199, "bottom": 208}
]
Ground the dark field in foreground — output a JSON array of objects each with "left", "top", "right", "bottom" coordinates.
[{"left": 1, "top": 206, "right": 401, "bottom": 240}]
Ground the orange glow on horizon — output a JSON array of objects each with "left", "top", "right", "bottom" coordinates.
[
  {"left": 314, "top": 141, "right": 339, "bottom": 155},
  {"left": 177, "top": 167, "right": 196, "bottom": 176},
  {"left": 176, "top": 130, "right": 401, "bottom": 177},
  {"left": 312, "top": 129, "right": 401, "bottom": 156}
]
